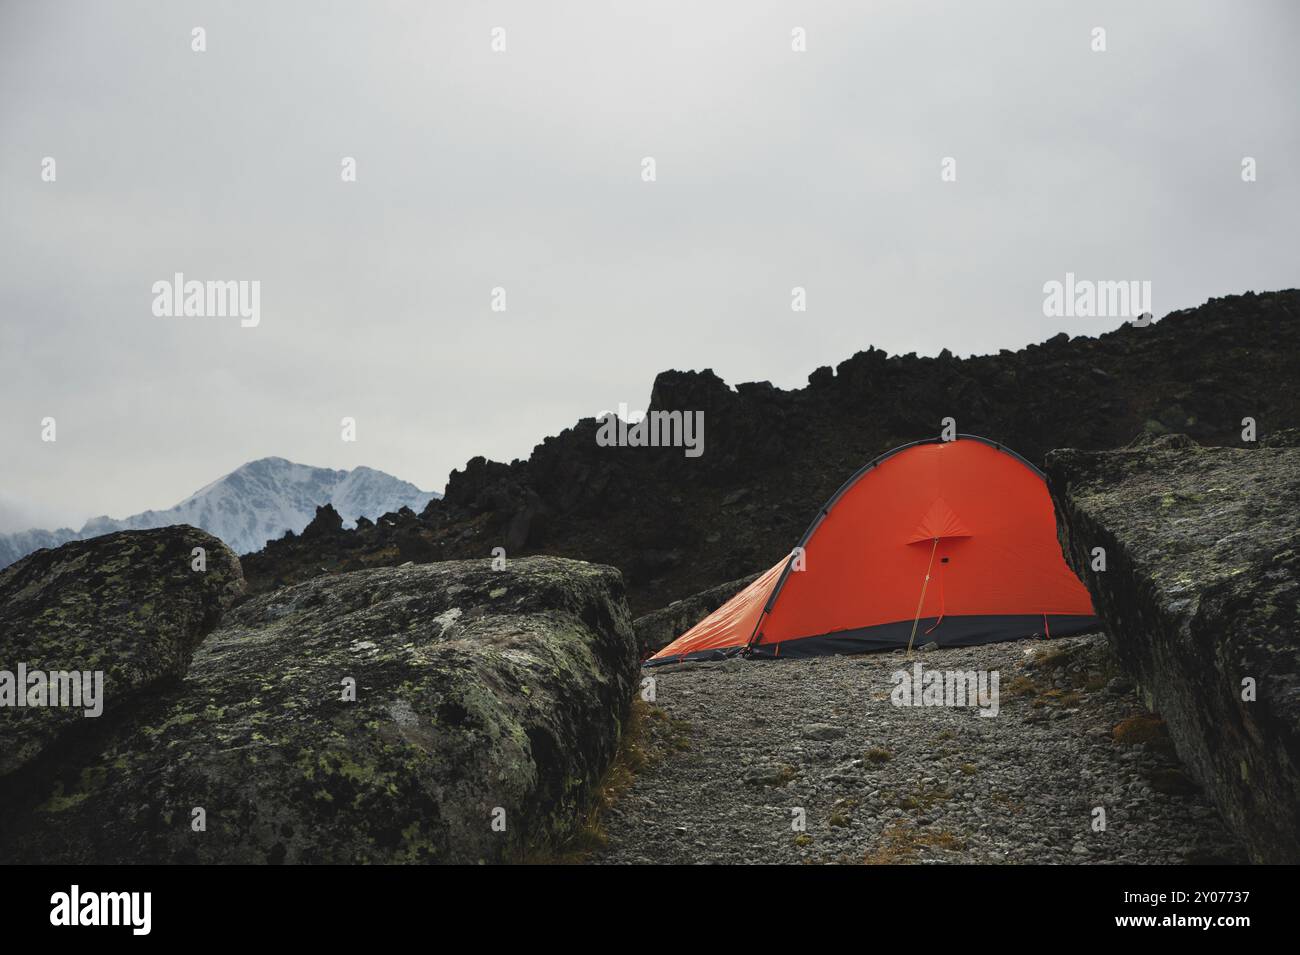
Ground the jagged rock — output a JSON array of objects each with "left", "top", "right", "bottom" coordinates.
[
  {"left": 0, "top": 528, "right": 244, "bottom": 780},
  {"left": 0, "top": 556, "right": 636, "bottom": 864},
  {"left": 1261, "top": 428, "right": 1300, "bottom": 448},
  {"left": 1046, "top": 437, "right": 1300, "bottom": 863},
  {"left": 1125, "top": 432, "right": 1197, "bottom": 450},
  {"left": 633, "top": 571, "right": 763, "bottom": 657},
  {"left": 808, "top": 366, "right": 834, "bottom": 389},
  {"left": 300, "top": 503, "right": 343, "bottom": 538},
  {"left": 242, "top": 291, "right": 1300, "bottom": 618}
]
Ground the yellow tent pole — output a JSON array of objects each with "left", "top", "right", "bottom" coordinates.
[{"left": 906, "top": 537, "right": 940, "bottom": 656}]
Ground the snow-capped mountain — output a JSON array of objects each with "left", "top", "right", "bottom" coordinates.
[
  {"left": 0, "top": 458, "right": 441, "bottom": 568},
  {"left": 0, "top": 526, "right": 81, "bottom": 569}
]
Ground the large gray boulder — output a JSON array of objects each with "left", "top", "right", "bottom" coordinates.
[
  {"left": 633, "top": 571, "right": 762, "bottom": 657},
  {"left": 0, "top": 527, "right": 244, "bottom": 780},
  {"left": 1045, "top": 434, "right": 1300, "bottom": 863},
  {"left": 0, "top": 556, "right": 637, "bottom": 864}
]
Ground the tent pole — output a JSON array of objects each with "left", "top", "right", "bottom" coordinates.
[{"left": 906, "top": 537, "right": 940, "bottom": 656}]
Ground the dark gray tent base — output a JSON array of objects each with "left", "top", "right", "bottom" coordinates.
[{"left": 644, "top": 613, "right": 1101, "bottom": 666}]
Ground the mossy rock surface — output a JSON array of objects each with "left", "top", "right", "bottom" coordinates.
[
  {"left": 0, "top": 556, "right": 636, "bottom": 864},
  {"left": 0, "top": 527, "right": 244, "bottom": 780},
  {"left": 1046, "top": 434, "right": 1300, "bottom": 863}
]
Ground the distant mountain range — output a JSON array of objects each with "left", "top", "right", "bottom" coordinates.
[{"left": 0, "top": 458, "right": 441, "bottom": 568}]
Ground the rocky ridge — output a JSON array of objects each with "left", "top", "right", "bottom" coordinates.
[
  {"left": 242, "top": 291, "right": 1300, "bottom": 616},
  {"left": 1046, "top": 433, "right": 1300, "bottom": 863}
]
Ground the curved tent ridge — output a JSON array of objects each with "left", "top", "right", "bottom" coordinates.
[{"left": 647, "top": 436, "right": 1098, "bottom": 666}]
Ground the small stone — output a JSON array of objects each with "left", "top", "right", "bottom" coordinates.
[
  {"left": 801, "top": 723, "right": 846, "bottom": 741},
  {"left": 1105, "top": 677, "right": 1134, "bottom": 696}
]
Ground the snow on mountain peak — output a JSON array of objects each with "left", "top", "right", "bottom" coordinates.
[{"left": 0, "top": 459, "right": 441, "bottom": 568}]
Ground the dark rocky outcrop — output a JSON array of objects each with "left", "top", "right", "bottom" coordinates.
[
  {"left": 1046, "top": 435, "right": 1300, "bottom": 863},
  {"left": 242, "top": 291, "right": 1300, "bottom": 615},
  {"left": 299, "top": 502, "right": 343, "bottom": 538},
  {"left": 633, "top": 571, "right": 762, "bottom": 658},
  {"left": 0, "top": 556, "right": 637, "bottom": 864},
  {"left": 0, "top": 528, "right": 244, "bottom": 780}
]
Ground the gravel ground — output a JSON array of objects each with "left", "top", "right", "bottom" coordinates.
[{"left": 595, "top": 633, "right": 1246, "bottom": 864}]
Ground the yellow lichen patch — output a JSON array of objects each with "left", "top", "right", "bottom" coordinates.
[{"left": 36, "top": 783, "right": 92, "bottom": 814}]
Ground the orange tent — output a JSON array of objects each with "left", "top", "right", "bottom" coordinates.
[{"left": 647, "top": 436, "right": 1098, "bottom": 665}]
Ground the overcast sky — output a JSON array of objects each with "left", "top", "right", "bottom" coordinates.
[{"left": 1, "top": 0, "right": 1297, "bottom": 531}]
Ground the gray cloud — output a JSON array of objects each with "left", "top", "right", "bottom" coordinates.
[{"left": 2, "top": 0, "right": 1298, "bottom": 521}]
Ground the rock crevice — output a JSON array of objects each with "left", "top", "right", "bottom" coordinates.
[{"left": 1046, "top": 434, "right": 1300, "bottom": 863}]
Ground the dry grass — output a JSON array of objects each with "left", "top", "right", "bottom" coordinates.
[
  {"left": 1112, "top": 713, "right": 1166, "bottom": 746},
  {"left": 1031, "top": 687, "right": 1082, "bottom": 708},
  {"left": 521, "top": 697, "right": 670, "bottom": 863},
  {"left": 1112, "top": 712, "right": 1180, "bottom": 759},
  {"left": 1006, "top": 675, "right": 1038, "bottom": 698},
  {"left": 1033, "top": 646, "right": 1075, "bottom": 670},
  {"left": 1027, "top": 639, "right": 1120, "bottom": 695},
  {"left": 864, "top": 746, "right": 893, "bottom": 764},
  {"left": 863, "top": 821, "right": 967, "bottom": 864},
  {"left": 666, "top": 716, "right": 693, "bottom": 752},
  {"left": 989, "top": 790, "right": 1024, "bottom": 813},
  {"left": 772, "top": 764, "right": 798, "bottom": 785},
  {"left": 894, "top": 783, "right": 952, "bottom": 812}
]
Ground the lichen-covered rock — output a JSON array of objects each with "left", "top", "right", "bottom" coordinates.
[
  {"left": 0, "top": 556, "right": 636, "bottom": 864},
  {"left": 0, "top": 527, "right": 244, "bottom": 780},
  {"left": 1045, "top": 437, "right": 1300, "bottom": 863},
  {"left": 633, "top": 571, "right": 762, "bottom": 657}
]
